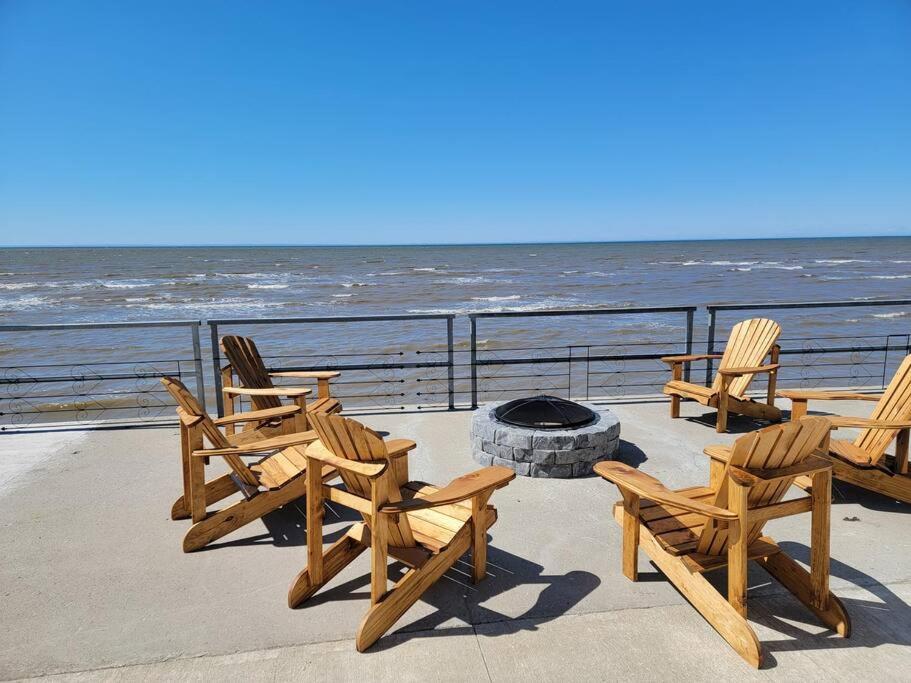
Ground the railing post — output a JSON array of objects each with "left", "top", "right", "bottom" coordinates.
[
  {"left": 446, "top": 316, "right": 455, "bottom": 410},
  {"left": 191, "top": 322, "right": 206, "bottom": 412},
  {"left": 469, "top": 315, "right": 478, "bottom": 409},
  {"left": 705, "top": 308, "right": 717, "bottom": 387},
  {"left": 684, "top": 308, "right": 695, "bottom": 383},
  {"left": 209, "top": 322, "right": 223, "bottom": 417}
]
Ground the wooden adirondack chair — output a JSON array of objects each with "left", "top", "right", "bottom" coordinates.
[
  {"left": 778, "top": 354, "right": 911, "bottom": 504},
  {"left": 287, "top": 412, "right": 515, "bottom": 651},
  {"left": 220, "top": 335, "right": 342, "bottom": 434},
  {"left": 662, "top": 318, "right": 782, "bottom": 432},
  {"left": 595, "top": 417, "right": 850, "bottom": 668},
  {"left": 161, "top": 377, "right": 336, "bottom": 552}
]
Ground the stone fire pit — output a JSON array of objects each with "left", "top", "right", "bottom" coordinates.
[{"left": 470, "top": 397, "right": 620, "bottom": 478}]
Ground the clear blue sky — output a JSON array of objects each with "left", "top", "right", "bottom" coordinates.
[{"left": 1, "top": 1, "right": 909, "bottom": 246}]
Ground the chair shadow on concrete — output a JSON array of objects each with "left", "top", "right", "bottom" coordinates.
[
  {"left": 636, "top": 541, "right": 911, "bottom": 669},
  {"left": 686, "top": 410, "right": 773, "bottom": 434},
  {"left": 292, "top": 541, "right": 601, "bottom": 651},
  {"left": 612, "top": 439, "right": 648, "bottom": 468},
  {"left": 751, "top": 541, "right": 911, "bottom": 667},
  {"left": 199, "top": 498, "right": 363, "bottom": 551}
]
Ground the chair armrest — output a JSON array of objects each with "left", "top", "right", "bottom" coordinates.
[
  {"left": 717, "top": 364, "right": 779, "bottom": 377},
  {"left": 660, "top": 354, "right": 723, "bottom": 365},
  {"left": 380, "top": 466, "right": 515, "bottom": 513},
  {"left": 194, "top": 430, "right": 317, "bottom": 457},
  {"left": 270, "top": 371, "right": 341, "bottom": 380},
  {"left": 827, "top": 416, "right": 911, "bottom": 430},
  {"left": 703, "top": 444, "right": 732, "bottom": 462},
  {"left": 776, "top": 389, "right": 882, "bottom": 402},
  {"left": 594, "top": 461, "right": 737, "bottom": 520},
  {"left": 213, "top": 405, "right": 300, "bottom": 425},
  {"left": 222, "top": 386, "right": 312, "bottom": 397},
  {"left": 304, "top": 440, "right": 387, "bottom": 478},
  {"left": 385, "top": 439, "right": 417, "bottom": 458}
]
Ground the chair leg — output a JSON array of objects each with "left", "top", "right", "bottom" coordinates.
[
  {"left": 790, "top": 399, "right": 808, "bottom": 421},
  {"left": 287, "top": 532, "right": 367, "bottom": 607},
  {"left": 895, "top": 429, "right": 909, "bottom": 475},
  {"left": 716, "top": 392, "right": 729, "bottom": 433},
  {"left": 182, "top": 475, "right": 308, "bottom": 552},
  {"left": 670, "top": 395, "right": 681, "bottom": 419},
  {"left": 172, "top": 473, "right": 239, "bottom": 520},
  {"left": 356, "top": 528, "right": 471, "bottom": 652},
  {"left": 727, "top": 483, "right": 749, "bottom": 617},
  {"left": 810, "top": 469, "right": 831, "bottom": 610},
  {"left": 620, "top": 491, "right": 640, "bottom": 581},
  {"left": 471, "top": 492, "right": 492, "bottom": 583}
]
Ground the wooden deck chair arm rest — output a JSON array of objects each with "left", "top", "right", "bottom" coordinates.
[
  {"left": 304, "top": 440, "right": 388, "bottom": 477},
  {"left": 222, "top": 386, "right": 312, "bottom": 397},
  {"left": 717, "top": 364, "right": 780, "bottom": 377},
  {"left": 594, "top": 461, "right": 738, "bottom": 521},
  {"left": 660, "top": 353, "right": 723, "bottom": 366},
  {"left": 776, "top": 389, "right": 883, "bottom": 402},
  {"left": 385, "top": 439, "right": 417, "bottom": 458},
  {"left": 212, "top": 405, "right": 301, "bottom": 425},
  {"left": 270, "top": 371, "right": 341, "bottom": 380},
  {"left": 380, "top": 466, "right": 516, "bottom": 513},
  {"left": 194, "top": 431, "right": 317, "bottom": 457},
  {"left": 827, "top": 416, "right": 911, "bottom": 430},
  {"left": 703, "top": 444, "right": 732, "bottom": 462}
]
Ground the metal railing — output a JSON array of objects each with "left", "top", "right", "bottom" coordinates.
[
  {"left": 468, "top": 306, "right": 697, "bottom": 407},
  {"left": 207, "top": 314, "right": 455, "bottom": 415},
  {"left": 1, "top": 298, "right": 908, "bottom": 429},
  {"left": 0, "top": 321, "right": 205, "bottom": 430},
  {"left": 705, "top": 299, "right": 911, "bottom": 390}
]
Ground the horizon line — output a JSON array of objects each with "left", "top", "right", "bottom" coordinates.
[{"left": 2, "top": 233, "right": 909, "bottom": 249}]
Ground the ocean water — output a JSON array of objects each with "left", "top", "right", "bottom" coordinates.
[
  {"left": 1, "top": 237, "right": 909, "bottom": 420},
  {"left": 2, "top": 237, "right": 909, "bottom": 323}
]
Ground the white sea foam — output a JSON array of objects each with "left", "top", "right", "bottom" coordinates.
[
  {"left": 872, "top": 312, "right": 907, "bottom": 319},
  {"left": 341, "top": 282, "right": 374, "bottom": 288},
  {"left": 870, "top": 274, "right": 911, "bottom": 280},
  {"left": 471, "top": 295, "right": 521, "bottom": 302},
  {"left": 408, "top": 297, "right": 586, "bottom": 315},
  {"left": 332, "top": 293, "right": 354, "bottom": 298},
  {"left": 433, "top": 276, "right": 496, "bottom": 284},
  {"left": 814, "top": 259, "right": 872, "bottom": 264},
  {"left": 0, "top": 282, "right": 39, "bottom": 290},
  {"left": 0, "top": 295, "right": 51, "bottom": 309},
  {"left": 125, "top": 297, "right": 286, "bottom": 311},
  {"left": 99, "top": 279, "right": 158, "bottom": 289},
  {"left": 732, "top": 265, "right": 803, "bottom": 271},
  {"left": 247, "top": 284, "right": 289, "bottom": 289}
]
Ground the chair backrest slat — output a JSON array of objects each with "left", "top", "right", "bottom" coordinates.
[
  {"left": 711, "top": 318, "right": 781, "bottom": 398},
  {"left": 856, "top": 354, "right": 911, "bottom": 462},
  {"left": 161, "top": 376, "right": 259, "bottom": 486},
  {"left": 696, "top": 417, "right": 830, "bottom": 556},
  {"left": 220, "top": 335, "right": 282, "bottom": 410},
  {"left": 309, "top": 413, "right": 416, "bottom": 548}
]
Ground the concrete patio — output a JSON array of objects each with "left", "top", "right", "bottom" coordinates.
[{"left": 2, "top": 397, "right": 910, "bottom": 681}]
